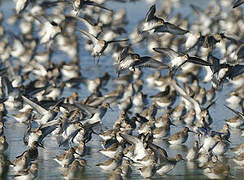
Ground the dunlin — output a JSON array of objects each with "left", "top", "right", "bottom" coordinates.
[
  {"left": 156, "top": 154, "right": 184, "bottom": 175},
  {"left": 153, "top": 121, "right": 175, "bottom": 138},
  {"left": 154, "top": 112, "right": 172, "bottom": 128},
  {"left": 164, "top": 127, "right": 192, "bottom": 145},
  {"left": 135, "top": 149, "right": 155, "bottom": 167},
  {"left": 186, "top": 141, "right": 199, "bottom": 161},
  {"left": 133, "top": 92, "right": 147, "bottom": 107},
  {"left": 80, "top": 103, "right": 110, "bottom": 125},
  {"left": 96, "top": 152, "right": 123, "bottom": 171},
  {"left": 140, "top": 102, "right": 158, "bottom": 120},
  {"left": 99, "top": 142, "right": 123, "bottom": 158},
  {"left": 153, "top": 89, "right": 176, "bottom": 108},
  {"left": 15, "top": 0, "right": 30, "bottom": 14},
  {"left": 139, "top": 4, "right": 188, "bottom": 35},
  {"left": 153, "top": 47, "right": 212, "bottom": 73},
  {"left": 212, "top": 134, "right": 229, "bottom": 156},
  {"left": 199, "top": 134, "right": 217, "bottom": 154},
  {"left": 203, "top": 156, "right": 230, "bottom": 179},
  {"left": 24, "top": 125, "right": 43, "bottom": 148},
  {"left": 233, "top": 153, "right": 244, "bottom": 166},
  {"left": 137, "top": 117, "right": 153, "bottom": 135},
  {"left": 171, "top": 101, "right": 186, "bottom": 119},
  {"left": 120, "top": 133, "right": 148, "bottom": 161},
  {"left": 24, "top": 141, "right": 40, "bottom": 161},
  {"left": 138, "top": 161, "right": 155, "bottom": 178},
  {"left": 12, "top": 152, "right": 30, "bottom": 172},
  {"left": 21, "top": 95, "right": 61, "bottom": 125},
  {"left": 116, "top": 158, "right": 131, "bottom": 178},
  {"left": 34, "top": 15, "right": 62, "bottom": 44},
  {"left": 14, "top": 163, "right": 38, "bottom": 180},
  {"left": 79, "top": 29, "right": 127, "bottom": 60},
  {"left": 11, "top": 108, "right": 32, "bottom": 123},
  {"left": 0, "top": 136, "right": 8, "bottom": 152},
  {"left": 181, "top": 109, "right": 196, "bottom": 125},
  {"left": 54, "top": 147, "right": 75, "bottom": 167},
  {"left": 70, "top": 0, "right": 113, "bottom": 15},
  {"left": 225, "top": 105, "right": 244, "bottom": 128},
  {"left": 107, "top": 168, "right": 123, "bottom": 180},
  {"left": 210, "top": 124, "right": 230, "bottom": 141},
  {"left": 148, "top": 142, "right": 168, "bottom": 164},
  {"left": 63, "top": 159, "right": 86, "bottom": 179},
  {"left": 73, "top": 141, "right": 86, "bottom": 158},
  {"left": 116, "top": 47, "right": 169, "bottom": 76},
  {"left": 230, "top": 142, "right": 244, "bottom": 155},
  {"left": 68, "top": 16, "right": 102, "bottom": 37}
]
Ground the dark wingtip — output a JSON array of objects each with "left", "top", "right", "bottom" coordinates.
[
  {"left": 233, "top": 1, "right": 244, "bottom": 8},
  {"left": 153, "top": 47, "right": 162, "bottom": 53}
]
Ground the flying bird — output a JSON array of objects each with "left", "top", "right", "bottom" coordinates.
[
  {"left": 79, "top": 29, "right": 128, "bottom": 62},
  {"left": 139, "top": 4, "right": 188, "bottom": 35},
  {"left": 116, "top": 47, "right": 169, "bottom": 76}
]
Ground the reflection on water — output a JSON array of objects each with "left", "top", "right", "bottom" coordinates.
[{"left": 0, "top": 0, "right": 244, "bottom": 179}]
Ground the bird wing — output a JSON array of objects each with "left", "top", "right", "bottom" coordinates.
[
  {"left": 170, "top": 80, "right": 202, "bottom": 118},
  {"left": 78, "top": 29, "right": 98, "bottom": 45},
  {"left": 16, "top": 0, "right": 29, "bottom": 14},
  {"left": 39, "top": 0, "right": 70, "bottom": 8},
  {"left": 133, "top": 56, "right": 169, "bottom": 69},
  {"left": 22, "top": 95, "right": 48, "bottom": 115},
  {"left": 153, "top": 47, "right": 182, "bottom": 59},
  {"left": 107, "top": 39, "right": 129, "bottom": 44},
  {"left": 67, "top": 15, "right": 95, "bottom": 28},
  {"left": 187, "top": 56, "right": 212, "bottom": 66},
  {"left": 224, "top": 105, "right": 244, "bottom": 119},
  {"left": 226, "top": 64, "right": 244, "bottom": 79},
  {"left": 148, "top": 142, "right": 168, "bottom": 163},
  {"left": 208, "top": 54, "right": 221, "bottom": 74},
  {"left": 85, "top": 1, "right": 113, "bottom": 12},
  {"left": 190, "top": 4, "right": 203, "bottom": 17},
  {"left": 237, "top": 45, "right": 244, "bottom": 59},
  {"left": 118, "top": 47, "right": 129, "bottom": 62},
  {"left": 145, "top": 4, "right": 156, "bottom": 22},
  {"left": 233, "top": 0, "right": 244, "bottom": 8},
  {"left": 154, "top": 22, "right": 188, "bottom": 35},
  {"left": 120, "top": 133, "right": 140, "bottom": 145}
]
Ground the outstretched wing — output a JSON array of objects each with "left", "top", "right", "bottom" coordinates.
[
  {"left": 187, "top": 56, "right": 212, "bottom": 66},
  {"left": 153, "top": 47, "right": 183, "bottom": 59},
  {"left": 118, "top": 47, "right": 129, "bottom": 62},
  {"left": 145, "top": 4, "right": 156, "bottom": 22},
  {"left": 133, "top": 56, "right": 169, "bottom": 69},
  {"left": 233, "top": 0, "right": 244, "bottom": 8},
  {"left": 154, "top": 22, "right": 188, "bottom": 35},
  {"left": 39, "top": 0, "right": 70, "bottom": 8},
  {"left": 78, "top": 29, "right": 99, "bottom": 45},
  {"left": 85, "top": 1, "right": 113, "bottom": 12},
  {"left": 22, "top": 95, "right": 48, "bottom": 115}
]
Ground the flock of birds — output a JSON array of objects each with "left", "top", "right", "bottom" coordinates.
[{"left": 0, "top": 0, "right": 243, "bottom": 179}]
